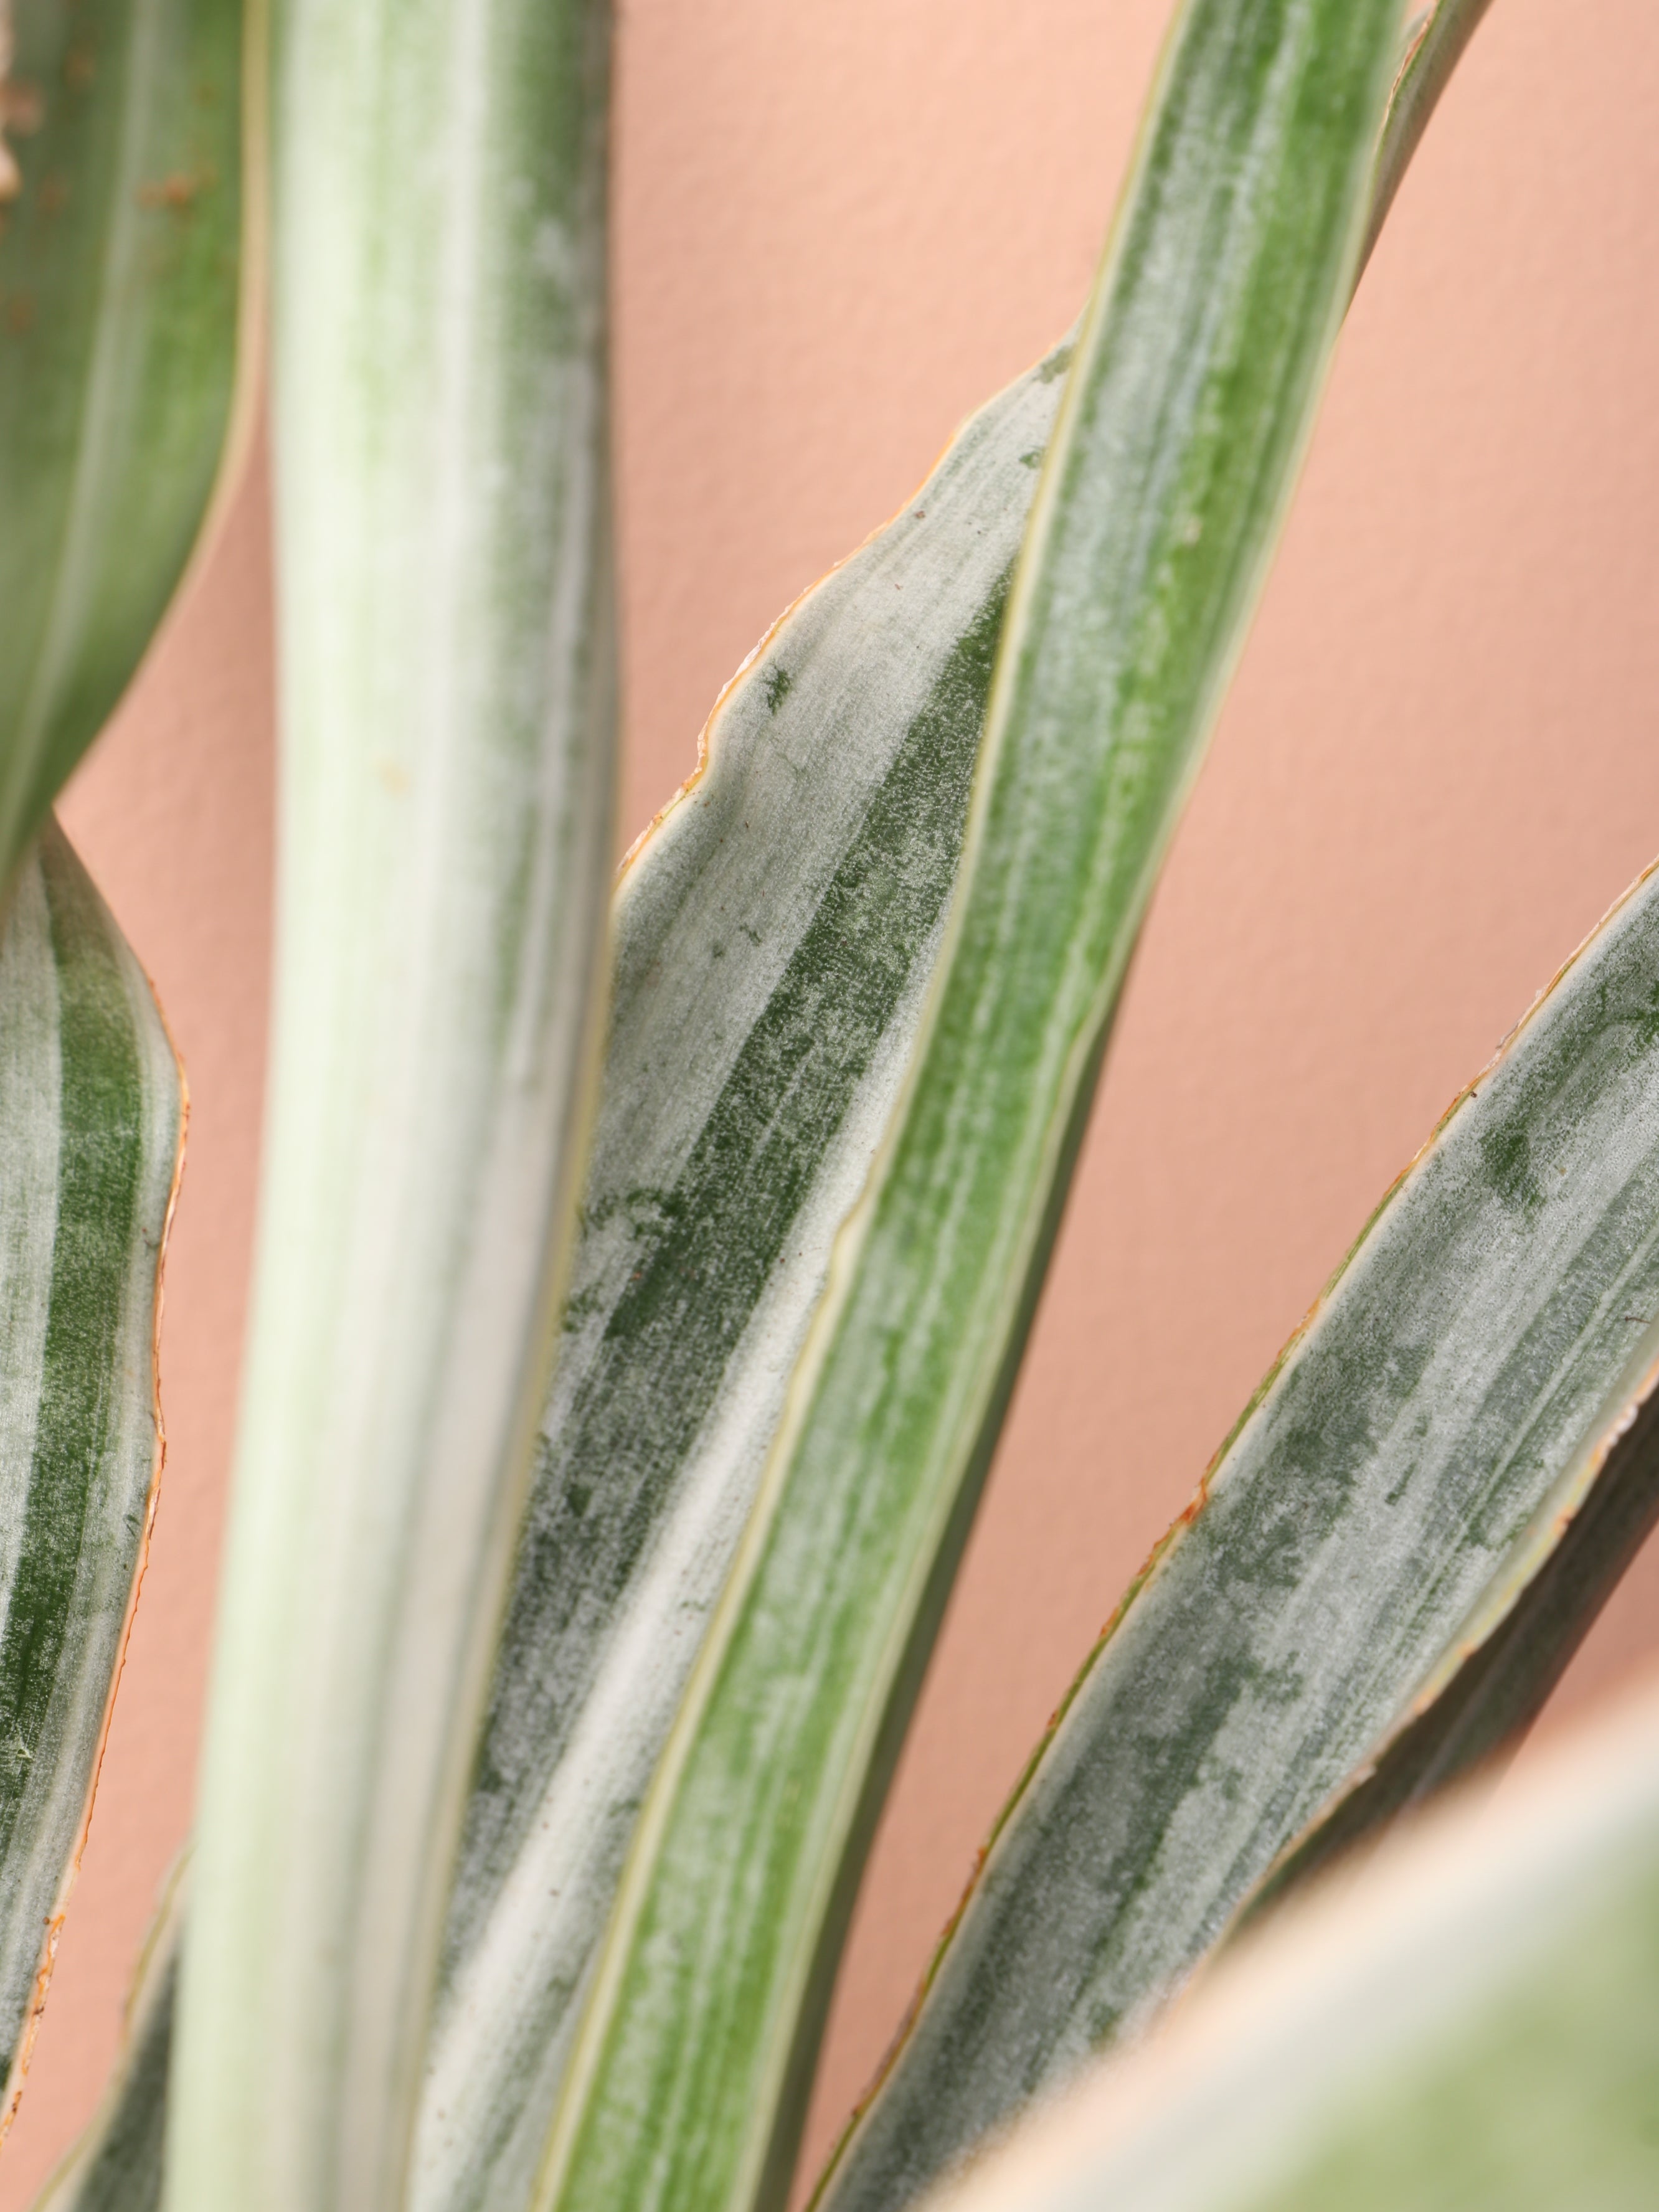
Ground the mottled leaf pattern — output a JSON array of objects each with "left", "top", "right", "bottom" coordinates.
[
  {"left": 924, "top": 1685, "right": 1659, "bottom": 2212},
  {"left": 818, "top": 862, "right": 1659, "bottom": 2212},
  {"left": 0, "top": 821, "right": 181, "bottom": 2138},
  {"left": 534, "top": 7, "right": 1404, "bottom": 2212}
]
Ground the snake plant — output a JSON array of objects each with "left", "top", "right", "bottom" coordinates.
[{"left": 0, "top": 0, "right": 1650, "bottom": 2208}]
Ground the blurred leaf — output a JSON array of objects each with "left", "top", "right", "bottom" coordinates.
[
  {"left": 164, "top": 2, "right": 617, "bottom": 2208},
  {"left": 1360, "top": 0, "right": 1497, "bottom": 273},
  {"left": 0, "top": 0, "right": 248, "bottom": 891}
]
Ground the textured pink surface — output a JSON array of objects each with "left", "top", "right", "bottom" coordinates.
[{"left": 8, "top": 0, "right": 1659, "bottom": 2197}]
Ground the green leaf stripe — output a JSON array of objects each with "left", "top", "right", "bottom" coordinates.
[
  {"left": 23, "top": 4, "right": 1492, "bottom": 2199},
  {"left": 0, "top": 820, "right": 182, "bottom": 2134},
  {"left": 0, "top": 0, "right": 247, "bottom": 889},
  {"left": 817, "top": 856, "right": 1659, "bottom": 2212},
  {"left": 418, "top": 346, "right": 1067, "bottom": 2212},
  {"left": 534, "top": 7, "right": 1404, "bottom": 2212}
]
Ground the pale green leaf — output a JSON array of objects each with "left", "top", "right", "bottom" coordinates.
[
  {"left": 924, "top": 1681, "right": 1659, "bottom": 2212},
  {"left": 815, "top": 856, "right": 1659, "bottom": 2212},
  {"left": 0, "top": 821, "right": 182, "bottom": 2135},
  {"left": 163, "top": 1, "right": 617, "bottom": 2207},
  {"left": 532, "top": 9, "right": 1404, "bottom": 2212},
  {"left": 0, "top": 0, "right": 250, "bottom": 892}
]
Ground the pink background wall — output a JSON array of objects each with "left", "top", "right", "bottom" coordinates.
[{"left": 7, "top": 0, "right": 1659, "bottom": 2196}]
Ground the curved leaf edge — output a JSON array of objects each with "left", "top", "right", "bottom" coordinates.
[
  {"left": 803, "top": 849, "right": 1659, "bottom": 2208},
  {"left": 0, "top": 828, "right": 188, "bottom": 2147}
]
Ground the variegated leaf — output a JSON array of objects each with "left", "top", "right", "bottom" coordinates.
[
  {"left": 532, "top": 7, "right": 1406, "bottom": 2212},
  {"left": 926, "top": 1679, "right": 1659, "bottom": 2212},
  {"left": 0, "top": 821, "right": 182, "bottom": 2139},
  {"left": 34, "top": 4, "right": 1497, "bottom": 2203},
  {"left": 814, "top": 858, "right": 1659, "bottom": 2212}
]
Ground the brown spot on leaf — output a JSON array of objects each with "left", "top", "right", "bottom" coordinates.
[
  {"left": 1, "top": 77, "right": 40, "bottom": 133},
  {"left": 138, "top": 169, "right": 209, "bottom": 213}
]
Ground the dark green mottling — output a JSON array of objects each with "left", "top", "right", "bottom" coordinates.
[
  {"left": 54, "top": 1955, "right": 173, "bottom": 2212},
  {"left": 0, "top": 839, "right": 143, "bottom": 1861},
  {"left": 549, "top": 7, "right": 1404, "bottom": 2212},
  {"left": 454, "top": 578, "right": 1009, "bottom": 1943},
  {"left": 819, "top": 872, "right": 1659, "bottom": 2212}
]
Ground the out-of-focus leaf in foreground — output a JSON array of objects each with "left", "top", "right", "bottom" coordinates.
[
  {"left": 817, "top": 855, "right": 1659, "bottom": 2212},
  {"left": 0, "top": 0, "right": 247, "bottom": 890},
  {"left": 164, "top": 1, "right": 617, "bottom": 2208},
  {"left": 0, "top": 820, "right": 182, "bottom": 2138},
  {"left": 927, "top": 1680, "right": 1659, "bottom": 2212},
  {"left": 532, "top": 7, "right": 1404, "bottom": 2212}
]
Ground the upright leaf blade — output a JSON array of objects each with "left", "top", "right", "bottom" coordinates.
[
  {"left": 534, "top": 9, "right": 1404, "bottom": 2212},
  {"left": 815, "top": 859, "right": 1659, "bottom": 2212},
  {"left": 0, "top": 821, "right": 182, "bottom": 2135},
  {"left": 31, "top": 6, "right": 1493, "bottom": 2199},
  {"left": 0, "top": 0, "right": 248, "bottom": 888},
  {"left": 416, "top": 341, "right": 1071, "bottom": 2212},
  {"left": 164, "top": 2, "right": 617, "bottom": 2207}
]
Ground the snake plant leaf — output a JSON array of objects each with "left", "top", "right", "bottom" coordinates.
[
  {"left": 927, "top": 1683, "right": 1659, "bottom": 2212},
  {"left": 813, "top": 858, "right": 1659, "bottom": 2212},
  {"left": 532, "top": 9, "right": 1403, "bottom": 2212},
  {"left": 0, "top": 819, "right": 182, "bottom": 2139},
  {"left": 32, "top": 1858, "right": 183, "bottom": 2212},
  {"left": 163, "top": 2, "right": 617, "bottom": 2208},
  {"left": 1249, "top": 1361, "right": 1659, "bottom": 1912},
  {"left": 370, "top": 12, "right": 1505, "bottom": 2203},
  {"left": 413, "top": 341, "right": 1071, "bottom": 2212},
  {"left": 29, "top": 7, "right": 1487, "bottom": 2201},
  {"left": 0, "top": 0, "right": 248, "bottom": 894}
]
